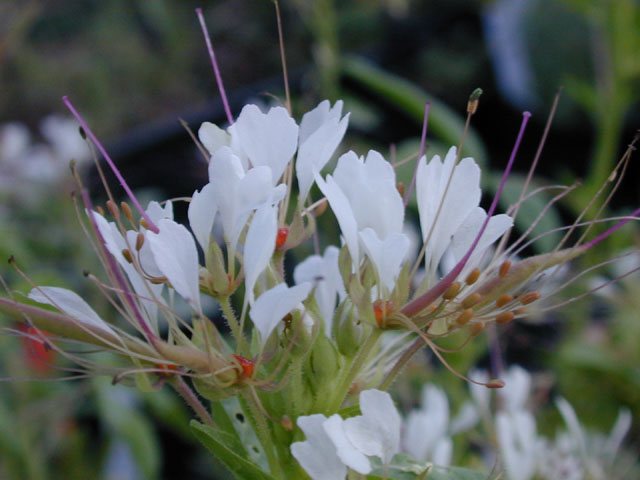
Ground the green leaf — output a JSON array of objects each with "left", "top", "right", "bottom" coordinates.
[
  {"left": 190, "top": 421, "right": 278, "bottom": 480},
  {"left": 426, "top": 466, "right": 488, "bottom": 480},
  {"left": 341, "top": 56, "right": 488, "bottom": 168}
]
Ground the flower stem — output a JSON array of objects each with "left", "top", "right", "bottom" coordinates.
[
  {"left": 325, "top": 328, "right": 381, "bottom": 414},
  {"left": 171, "top": 376, "right": 216, "bottom": 428},
  {"left": 241, "top": 389, "right": 283, "bottom": 478},
  {"left": 379, "top": 336, "right": 422, "bottom": 391},
  {"left": 219, "top": 296, "right": 249, "bottom": 356}
]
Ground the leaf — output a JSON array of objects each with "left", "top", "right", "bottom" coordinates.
[
  {"left": 426, "top": 466, "right": 488, "bottom": 480},
  {"left": 190, "top": 421, "right": 278, "bottom": 480},
  {"left": 341, "top": 56, "right": 488, "bottom": 168}
]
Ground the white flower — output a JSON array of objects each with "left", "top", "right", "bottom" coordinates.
[
  {"left": 249, "top": 282, "right": 312, "bottom": 345},
  {"left": 292, "top": 389, "right": 402, "bottom": 479},
  {"left": 316, "top": 150, "right": 409, "bottom": 293},
  {"left": 498, "top": 365, "right": 531, "bottom": 413},
  {"left": 417, "top": 147, "right": 512, "bottom": 281},
  {"left": 291, "top": 414, "right": 348, "bottom": 480},
  {"left": 496, "top": 410, "right": 538, "bottom": 480},
  {"left": 293, "top": 246, "right": 345, "bottom": 336},
  {"left": 296, "top": 100, "right": 349, "bottom": 203},
  {"left": 244, "top": 204, "right": 278, "bottom": 304}
]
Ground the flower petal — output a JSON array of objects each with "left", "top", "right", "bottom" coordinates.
[
  {"left": 188, "top": 183, "right": 217, "bottom": 252},
  {"left": 344, "top": 389, "right": 401, "bottom": 464},
  {"left": 232, "top": 104, "right": 299, "bottom": 183},
  {"left": 244, "top": 204, "right": 277, "bottom": 304},
  {"left": 323, "top": 414, "right": 371, "bottom": 474},
  {"left": 147, "top": 218, "right": 201, "bottom": 312},
  {"left": 359, "top": 229, "right": 409, "bottom": 294},
  {"left": 291, "top": 414, "right": 347, "bottom": 480},
  {"left": 29, "top": 286, "right": 115, "bottom": 335},
  {"left": 249, "top": 282, "right": 312, "bottom": 344},
  {"left": 198, "top": 121, "right": 230, "bottom": 156}
]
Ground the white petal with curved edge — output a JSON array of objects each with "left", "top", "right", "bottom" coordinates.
[
  {"left": 496, "top": 410, "right": 537, "bottom": 480},
  {"left": 145, "top": 200, "right": 173, "bottom": 223},
  {"left": 315, "top": 171, "right": 359, "bottom": 267},
  {"left": 291, "top": 414, "right": 347, "bottom": 480},
  {"left": 29, "top": 287, "right": 115, "bottom": 335},
  {"left": 293, "top": 246, "right": 344, "bottom": 335},
  {"left": 249, "top": 282, "right": 312, "bottom": 344},
  {"left": 323, "top": 414, "right": 371, "bottom": 474},
  {"left": 188, "top": 183, "right": 217, "bottom": 252},
  {"left": 359, "top": 229, "right": 409, "bottom": 293},
  {"left": 244, "top": 204, "right": 277, "bottom": 304},
  {"left": 343, "top": 389, "right": 401, "bottom": 464},
  {"left": 232, "top": 104, "right": 298, "bottom": 183},
  {"left": 198, "top": 121, "right": 230, "bottom": 156},
  {"left": 499, "top": 365, "right": 531, "bottom": 413},
  {"left": 297, "top": 100, "right": 349, "bottom": 202},
  {"left": 147, "top": 218, "right": 201, "bottom": 312}
]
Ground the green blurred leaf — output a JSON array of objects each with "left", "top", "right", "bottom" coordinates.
[{"left": 190, "top": 420, "right": 277, "bottom": 480}]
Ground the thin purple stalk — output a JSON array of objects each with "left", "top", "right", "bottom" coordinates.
[
  {"left": 195, "top": 8, "right": 234, "bottom": 125},
  {"left": 402, "top": 112, "right": 531, "bottom": 317},
  {"left": 62, "top": 96, "right": 159, "bottom": 234},
  {"left": 582, "top": 206, "right": 640, "bottom": 249},
  {"left": 404, "top": 103, "right": 430, "bottom": 208},
  {"left": 80, "top": 189, "right": 158, "bottom": 344}
]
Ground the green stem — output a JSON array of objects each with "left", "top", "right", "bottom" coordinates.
[
  {"left": 241, "top": 389, "right": 283, "bottom": 479},
  {"left": 170, "top": 376, "right": 216, "bottom": 428},
  {"left": 219, "top": 296, "right": 248, "bottom": 356},
  {"left": 324, "top": 328, "right": 381, "bottom": 414}
]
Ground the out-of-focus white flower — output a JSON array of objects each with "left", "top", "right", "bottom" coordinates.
[{"left": 496, "top": 409, "right": 538, "bottom": 480}]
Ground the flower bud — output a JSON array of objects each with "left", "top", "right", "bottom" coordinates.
[
  {"left": 333, "top": 300, "right": 366, "bottom": 358},
  {"left": 309, "top": 334, "right": 340, "bottom": 390}
]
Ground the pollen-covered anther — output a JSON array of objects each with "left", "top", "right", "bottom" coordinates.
[
  {"left": 140, "top": 218, "right": 149, "bottom": 230},
  {"left": 120, "top": 201, "right": 133, "bottom": 222},
  {"left": 281, "top": 415, "right": 294, "bottom": 431},
  {"left": 396, "top": 182, "right": 405, "bottom": 197},
  {"left": 122, "top": 248, "right": 134, "bottom": 264},
  {"left": 231, "top": 354, "right": 255, "bottom": 378},
  {"left": 95, "top": 205, "right": 105, "bottom": 216},
  {"left": 495, "top": 311, "right": 515, "bottom": 324},
  {"left": 519, "top": 292, "right": 541, "bottom": 305},
  {"left": 496, "top": 293, "right": 514, "bottom": 308},
  {"left": 276, "top": 227, "right": 289, "bottom": 250},
  {"left": 106, "top": 200, "right": 119, "bottom": 219},
  {"left": 135, "top": 232, "right": 145, "bottom": 251},
  {"left": 465, "top": 268, "right": 481, "bottom": 285},
  {"left": 499, "top": 261, "right": 512, "bottom": 278},
  {"left": 443, "top": 282, "right": 462, "bottom": 300},
  {"left": 455, "top": 309, "right": 474, "bottom": 326},
  {"left": 314, "top": 198, "right": 328, "bottom": 216},
  {"left": 486, "top": 379, "right": 505, "bottom": 389},
  {"left": 461, "top": 293, "right": 482, "bottom": 309},
  {"left": 373, "top": 300, "right": 393, "bottom": 327}
]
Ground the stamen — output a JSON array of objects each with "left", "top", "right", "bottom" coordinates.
[
  {"left": 465, "top": 269, "right": 481, "bottom": 285},
  {"left": 120, "top": 201, "right": 133, "bottom": 222},
  {"left": 195, "top": 8, "right": 234, "bottom": 125},
  {"left": 496, "top": 294, "right": 513, "bottom": 308},
  {"left": 62, "top": 96, "right": 159, "bottom": 233},
  {"left": 106, "top": 200, "right": 119, "bottom": 219},
  {"left": 404, "top": 102, "right": 430, "bottom": 207},
  {"left": 469, "top": 322, "right": 485, "bottom": 336},
  {"left": 443, "top": 282, "right": 461, "bottom": 300},
  {"left": 582, "top": 206, "right": 640, "bottom": 249},
  {"left": 455, "top": 309, "right": 474, "bottom": 326},
  {"left": 135, "top": 232, "right": 145, "bottom": 251},
  {"left": 519, "top": 292, "right": 540, "bottom": 305},
  {"left": 499, "top": 261, "right": 512, "bottom": 277},
  {"left": 495, "top": 312, "right": 514, "bottom": 324},
  {"left": 461, "top": 293, "right": 481, "bottom": 309},
  {"left": 273, "top": 0, "right": 291, "bottom": 114}
]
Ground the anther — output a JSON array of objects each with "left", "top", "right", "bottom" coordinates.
[
  {"left": 135, "top": 232, "right": 145, "bottom": 251},
  {"left": 120, "top": 201, "right": 133, "bottom": 222},
  {"left": 496, "top": 312, "right": 515, "bottom": 324},
  {"left": 122, "top": 249, "right": 134, "bottom": 264},
  {"left": 315, "top": 199, "right": 328, "bottom": 216},
  {"left": 499, "top": 261, "right": 512, "bottom": 277},
  {"left": 513, "top": 307, "right": 527, "bottom": 315},
  {"left": 461, "top": 293, "right": 481, "bottom": 309},
  {"left": 486, "top": 379, "right": 505, "bottom": 389},
  {"left": 519, "top": 292, "right": 541, "bottom": 305},
  {"left": 443, "top": 282, "right": 462, "bottom": 300},
  {"left": 455, "top": 309, "right": 474, "bottom": 326},
  {"left": 140, "top": 219, "right": 149, "bottom": 230},
  {"left": 467, "top": 88, "right": 483, "bottom": 114},
  {"left": 396, "top": 182, "right": 405, "bottom": 197},
  {"left": 106, "top": 200, "right": 119, "bottom": 219},
  {"left": 281, "top": 415, "right": 294, "bottom": 431},
  {"left": 496, "top": 294, "right": 513, "bottom": 308},
  {"left": 469, "top": 322, "right": 485, "bottom": 337},
  {"left": 465, "top": 269, "right": 481, "bottom": 285},
  {"left": 95, "top": 206, "right": 105, "bottom": 216}
]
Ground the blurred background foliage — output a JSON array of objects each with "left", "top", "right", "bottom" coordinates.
[{"left": 1, "top": 0, "right": 639, "bottom": 478}]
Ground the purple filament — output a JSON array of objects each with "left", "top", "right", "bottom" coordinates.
[
  {"left": 582, "top": 205, "right": 640, "bottom": 249},
  {"left": 62, "top": 96, "right": 159, "bottom": 234},
  {"left": 402, "top": 112, "right": 531, "bottom": 317},
  {"left": 196, "top": 8, "right": 234, "bottom": 126}
]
